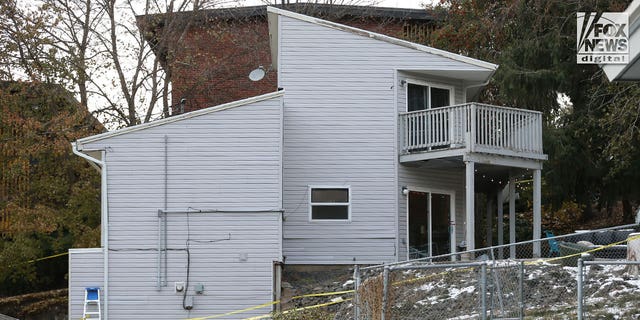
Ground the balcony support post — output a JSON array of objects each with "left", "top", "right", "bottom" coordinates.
[
  {"left": 465, "top": 160, "right": 475, "bottom": 259},
  {"left": 533, "top": 168, "right": 542, "bottom": 258},
  {"left": 486, "top": 196, "right": 493, "bottom": 247},
  {"left": 497, "top": 191, "right": 504, "bottom": 260},
  {"left": 509, "top": 173, "right": 516, "bottom": 259}
]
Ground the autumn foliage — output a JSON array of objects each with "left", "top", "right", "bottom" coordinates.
[{"left": 0, "top": 81, "right": 102, "bottom": 295}]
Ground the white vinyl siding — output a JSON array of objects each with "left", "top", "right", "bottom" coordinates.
[
  {"left": 278, "top": 15, "right": 478, "bottom": 264},
  {"left": 68, "top": 249, "right": 104, "bottom": 320},
  {"left": 77, "top": 96, "right": 283, "bottom": 319}
]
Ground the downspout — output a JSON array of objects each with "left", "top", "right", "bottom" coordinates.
[
  {"left": 463, "top": 79, "right": 491, "bottom": 101},
  {"left": 71, "top": 142, "right": 109, "bottom": 320}
]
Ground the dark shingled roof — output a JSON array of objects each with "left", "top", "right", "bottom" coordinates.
[{"left": 138, "top": 3, "right": 434, "bottom": 25}]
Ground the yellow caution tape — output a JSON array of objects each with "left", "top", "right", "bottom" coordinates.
[
  {"left": 290, "top": 289, "right": 354, "bottom": 299},
  {"left": 26, "top": 252, "right": 69, "bottom": 264},
  {"left": 186, "top": 300, "right": 278, "bottom": 320},
  {"left": 242, "top": 297, "right": 352, "bottom": 320},
  {"left": 7, "top": 251, "right": 70, "bottom": 268},
  {"left": 528, "top": 233, "right": 640, "bottom": 265},
  {"left": 184, "top": 289, "right": 354, "bottom": 320}
]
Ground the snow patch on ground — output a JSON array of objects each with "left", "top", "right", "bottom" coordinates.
[{"left": 449, "top": 286, "right": 475, "bottom": 299}]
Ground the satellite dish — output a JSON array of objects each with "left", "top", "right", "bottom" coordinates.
[{"left": 248, "top": 67, "right": 266, "bottom": 82}]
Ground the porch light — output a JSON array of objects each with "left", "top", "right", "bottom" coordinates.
[{"left": 401, "top": 186, "right": 409, "bottom": 196}]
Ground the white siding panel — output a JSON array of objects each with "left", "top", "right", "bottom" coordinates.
[
  {"left": 77, "top": 97, "right": 283, "bottom": 319},
  {"left": 274, "top": 18, "right": 381, "bottom": 265},
  {"left": 82, "top": 97, "right": 283, "bottom": 251},
  {"left": 107, "top": 213, "right": 280, "bottom": 320},
  {"left": 284, "top": 238, "right": 395, "bottom": 265},
  {"left": 69, "top": 249, "right": 103, "bottom": 320}
]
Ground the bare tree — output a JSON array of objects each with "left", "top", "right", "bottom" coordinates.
[
  {"left": 1, "top": 0, "right": 218, "bottom": 128},
  {"left": 39, "top": 0, "right": 106, "bottom": 110},
  {"left": 4, "top": 0, "right": 425, "bottom": 128}
]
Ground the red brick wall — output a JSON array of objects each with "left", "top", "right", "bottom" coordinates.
[{"left": 168, "top": 16, "right": 427, "bottom": 113}]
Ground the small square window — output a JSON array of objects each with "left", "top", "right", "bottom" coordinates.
[{"left": 309, "top": 187, "right": 350, "bottom": 221}]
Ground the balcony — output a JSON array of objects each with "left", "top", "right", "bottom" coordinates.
[{"left": 399, "top": 103, "right": 546, "bottom": 163}]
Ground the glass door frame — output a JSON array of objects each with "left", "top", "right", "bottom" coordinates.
[{"left": 406, "top": 186, "right": 456, "bottom": 260}]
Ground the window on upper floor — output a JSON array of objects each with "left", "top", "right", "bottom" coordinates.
[
  {"left": 407, "top": 83, "right": 452, "bottom": 112},
  {"left": 309, "top": 187, "right": 350, "bottom": 221}
]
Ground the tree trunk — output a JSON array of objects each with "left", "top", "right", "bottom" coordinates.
[{"left": 622, "top": 198, "right": 633, "bottom": 224}]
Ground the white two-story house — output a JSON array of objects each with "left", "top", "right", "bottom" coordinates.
[{"left": 68, "top": 7, "right": 546, "bottom": 319}]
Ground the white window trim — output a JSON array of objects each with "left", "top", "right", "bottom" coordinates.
[
  {"left": 308, "top": 185, "right": 352, "bottom": 222},
  {"left": 404, "top": 78, "right": 455, "bottom": 112}
]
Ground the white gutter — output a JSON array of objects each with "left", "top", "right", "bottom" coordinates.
[
  {"left": 463, "top": 78, "right": 493, "bottom": 101},
  {"left": 71, "top": 142, "right": 109, "bottom": 320}
]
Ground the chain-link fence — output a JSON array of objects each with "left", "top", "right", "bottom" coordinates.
[
  {"left": 354, "top": 261, "right": 524, "bottom": 320},
  {"left": 363, "top": 262, "right": 486, "bottom": 320},
  {"left": 349, "top": 224, "right": 640, "bottom": 320},
  {"left": 577, "top": 260, "right": 640, "bottom": 320}
]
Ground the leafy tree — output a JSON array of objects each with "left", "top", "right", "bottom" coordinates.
[
  {"left": 427, "top": 0, "right": 637, "bottom": 222},
  {"left": 0, "top": 82, "right": 102, "bottom": 295}
]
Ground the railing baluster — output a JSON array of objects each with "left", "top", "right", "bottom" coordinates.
[
  {"left": 409, "top": 114, "right": 413, "bottom": 149},
  {"left": 488, "top": 108, "right": 496, "bottom": 147},
  {"left": 491, "top": 107, "right": 496, "bottom": 147},
  {"left": 515, "top": 111, "right": 520, "bottom": 151},
  {"left": 518, "top": 111, "right": 523, "bottom": 152},
  {"left": 483, "top": 107, "right": 488, "bottom": 147},
  {"left": 437, "top": 110, "right": 442, "bottom": 144},
  {"left": 528, "top": 114, "right": 533, "bottom": 152},
  {"left": 423, "top": 111, "right": 427, "bottom": 148},
  {"left": 424, "top": 111, "right": 427, "bottom": 148},
  {"left": 478, "top": 107, "right": 482, "bottom": 147},
  {"left": 416, "top": 112, "right": 420, "bottom": 148},
  {"left": 538, "top": 113, "right": 542, "bottom": 152},
  {"left": 510, "top": 112, "right": 514, "bottom": 150}
]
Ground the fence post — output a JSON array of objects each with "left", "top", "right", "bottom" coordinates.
[
  {"left": 519, "top": 261, "right": 524, "bottom": 319},
  {"left": 382, "top": 266, "right": 390, "bottom": 320},
  {"left": 577, "top": 258, "right": 583, "bottom": 320},
  {"left": 481, "top": 262, "right": 487, "bottom": 320},
  {"left": 354, "top": 265, "right": 360, "bottom": 320}
]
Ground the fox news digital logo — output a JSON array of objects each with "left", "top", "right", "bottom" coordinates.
[{"left": 577, "top": 12, "right": 629, "bottom": 64}]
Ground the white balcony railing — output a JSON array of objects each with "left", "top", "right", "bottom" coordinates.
[{"left": 400, "top": 103, "right": 544, "bottom": 158}]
